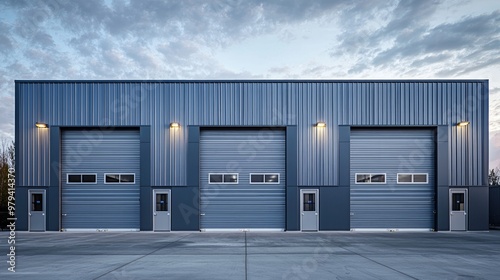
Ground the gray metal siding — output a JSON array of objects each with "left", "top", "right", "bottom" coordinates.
[
  {"left": 350, "top": 129, "right": 435, "bottom": 229},
  {"left": 61, "top": 130, "right": 140, "bottom": 229},
  {"left": 16, "top": 80, "right": 488, "bottom": 187},
  {"left": 490, "top": 186, "right": 500, "bottom": 226},
  {"left": 199, "top": 129, "right": 285, "bottom": 229},
  {"left": 145, "top": 82, "right": 291, "bottom": 186}
]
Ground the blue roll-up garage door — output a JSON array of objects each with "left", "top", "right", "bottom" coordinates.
[
  {"left": 350, "top": 129, "right": 435, "bottom": 230},
  {"left": 200, "top": 129, "right": 286, "bottom": 230},
  {"left": 61, "top": 129, "right": 140, "bottom": 231}
]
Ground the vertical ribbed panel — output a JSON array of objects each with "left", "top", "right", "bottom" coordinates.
[
  {"left": 295, "top": 83, "right": 337, "bottom": 186},
  {"left": 16, "top": 80, "right": 488, "bottom": 187},
  {"left": 447, "top": 82, "right": 486, "bottom": 186},
  {"left": 17, "top": 83, "right": 51, "bottom": 186},
  {"left": 39, "top": 82, "right": 143, "bottom": 126}
]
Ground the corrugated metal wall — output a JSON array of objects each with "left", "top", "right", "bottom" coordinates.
[{"left": 16, "top": 80, "right": 488, "bottom": 187}]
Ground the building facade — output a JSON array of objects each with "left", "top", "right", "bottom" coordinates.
[{"left": 15, "top": 80, "right": 489, "bottom": 232}]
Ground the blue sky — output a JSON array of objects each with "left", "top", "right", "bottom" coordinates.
[{"left": 1, "top": 0, "right": 499, "bottom": 167}]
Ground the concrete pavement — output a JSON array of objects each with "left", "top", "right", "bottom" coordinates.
[{"left": 1, "top": 231, "right": 500, "bottom": 279}]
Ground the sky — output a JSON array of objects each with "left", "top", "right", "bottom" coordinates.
[{"left": 0, "top": 0, "right": 499, "bottom": 167}]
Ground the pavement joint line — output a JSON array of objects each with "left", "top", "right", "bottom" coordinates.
[
  {"left": 341, "top": 248, "right": 420, "bottom": 280},
  {"left": 92, "top": 233, "right": 192, "bottom": 280},
  {"left": 317, "top": 236, "right": 420, "bottom": 280}
]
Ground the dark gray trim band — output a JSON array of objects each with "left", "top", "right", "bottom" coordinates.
[
  {"left": 140, "top": 126, "right": 152, "bottom": 230},
  {"left": 436, "top": 125, "right": 449, "bottom": 231}
]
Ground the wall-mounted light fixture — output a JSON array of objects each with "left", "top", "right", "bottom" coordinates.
[
  {"left": 315, "top": 122, "right": 326, "bottom": 128},
  {"left": 457, "top": 121, "right": 470, "bottom": 127},
  {"left": 35, "top": 122, "right": 48, "bottom": 128},
  {"left": 170, "top": 122, "right": 180, "bottom": 128}
]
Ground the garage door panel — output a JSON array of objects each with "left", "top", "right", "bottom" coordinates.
[
  {"left": 61, "top": 130, "right": 140, "bottom": 230},
  {"left": 350, "top": 129, "right": 435, "bottom": 229},
  {"left": 200, "top": 130, "right": 286, "bottom": 230}
]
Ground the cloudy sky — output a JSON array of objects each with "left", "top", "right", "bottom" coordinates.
[{"left": 0, "top": 0, "right": 499, "bottom": 167}]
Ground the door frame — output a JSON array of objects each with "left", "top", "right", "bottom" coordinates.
[
  {"left": 449, "top": 188, "right": 468, "bottom": 231},
  {"left": 28, "top": 189, "right": 46, "bottom": 232},
  {"left": 153, "top": 189, "right": 171, "bottom": 231},
  {"left": 300, "top": 189, "right": 319, "bottom": 231}
]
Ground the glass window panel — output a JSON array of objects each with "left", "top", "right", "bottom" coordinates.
[
  {"left": 398, "top": 174, "right": 412, "bottom": 183},
  {"left": 31, "top": 194, "right": 43, "bottom": 211},
  {"left": 106, "top": 174, "right": 120, "bottom": 183},
  {"left": 224, "top": 174, "right": 238, "bottom": 183},
  {"left": 156, "top": 194, "right": 168, "bottom": 211},
  {"left": 251, "top": 174, "right": 264, "bottom": 183},
  {"left": 413, "top": 174, "right": 427, "bottom": 183},
  {"left": 120, "top": 174, "right": 135, "bottom": 183},
  {"left": 452, "top": 193, "right": 465, "bottom": 211},
  {"left": 265, "top": 174, "right": 279, "bottom": 183},
  {"left": 370, "top": 174, "right": 385, "bottom": 183},
  {"left": 82, "top": 174, "right": 96, "bottom": 183},
  {"left": 68, "top": 174, "right": 81, "bottom": 183},
  {"left": 356, "top": 174, "right": 371, "bottom": 183},
  {"left": 209, "top": 174, "right": 223, "bottom": 183},
  {"left": 303, "top": 193, "right": 315, "bottom": 211}
]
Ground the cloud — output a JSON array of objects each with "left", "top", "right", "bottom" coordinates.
[
  {"left": 372, "top": 11, "right": 499, "bottom": 70},
  {"left": 0, "top": 74, "right": 14, "bottom": 139},
  {"left": 4, "top": 0, "right": 364, "bottom": 50},
  {"left": 124, "top": 44, "right": 162, "bottom": 70},
  {"left": 301, "top": 65, "right": 336, "bottom": 77},
  {"left": 157, "top": 40, "right": 200, "bottom": 64},
  {"left": 491, "top": 132, "right": 500, "bottom": 169},
  {"left": 333, "top": 0, "right": 438, "bottom": 56},
  {"left": 378, "top": 0, "right": 440, "bottom": 38},
  {"left": 409, "top": 53, "right": 453, "bottom": 68},
  {"left": 446, "top": 57, "right": 500, "bottom": 77},
  {"left": 3, "top": 0, "right": 359, "bottom": 83},
  {"left": 330, "top": 0, "right": 499, "bottom": 78},
  {"left": 68, "top": 32, "right": 101, "bottom": 56},
  {"left": 30, "top": 31, "right": 55, "bottom": 47},
  {"left": 490, "top": 92, "right": 500, "bottom": 131},
  {"left": 0, "top": 22, "right": 15, "bottom": 53}
]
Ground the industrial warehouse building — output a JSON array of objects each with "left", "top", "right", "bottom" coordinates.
[{"left": 15, "top": 80, "right": 489, "bottom": 232}]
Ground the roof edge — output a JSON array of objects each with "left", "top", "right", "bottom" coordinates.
[{"left": 14, "top": 79, "right": 489, "bottom": 84}]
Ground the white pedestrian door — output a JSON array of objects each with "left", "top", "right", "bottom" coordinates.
[
  {"left": 301, "top": 189, "right": 319, "bottom": 231},
  {"left": 153, "top": 190, "right": 171, "bottom": 231},
  {"left": 450, "top": 189, "right": 467, "bottom": 231},
  {"left": 29, "top": 190, "right": 46, "bottom": 232}
]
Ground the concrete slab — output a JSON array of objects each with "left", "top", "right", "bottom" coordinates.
[{"left": 1, "top": 231, "right": 500, "bottom": 279}]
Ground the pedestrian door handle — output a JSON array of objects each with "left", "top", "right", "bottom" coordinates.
[
  {"left": 62, "top": 214, "right": 67, "bottom": 216},
  {"left": 200, "top": 213, "right": 206, "bottom": 216},
  {"left": 153, "top": 213, "right": 157, "bottom": 216},
  {"left": 42, "top": 213, "right": 45, "bottom": 216},
  {"left": 315, "top": 213, "right": 318, "bottom": 216}
]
